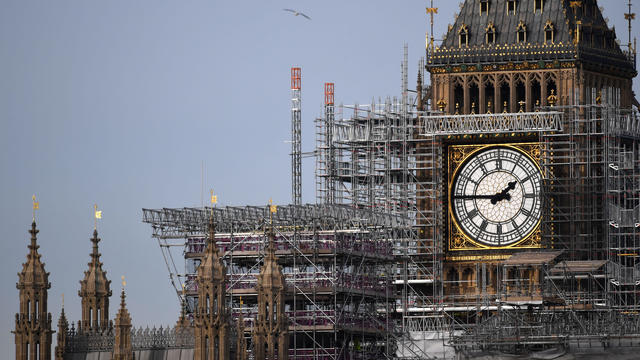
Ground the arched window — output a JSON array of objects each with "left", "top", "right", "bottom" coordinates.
[
  {"left": 214, "top": 336, "right": 220, "bottom": 360},
  {"left": 544, "top": 20, "right": 554, "bottom": 44},
  {"left": 273, "top": 299, "right": 278, "bottom": 322},
  {"left": 206, "top": 294, "right": 210, "bottom": 314},
  {"left": 213, "top": 294, "right": 218, "bottom": 315},
  {"left": 480, "top": 0, "right": 489, "bottom": 15},
  {"left": 507, "top": 0, "right": 517, "bottom": 15},
  {"left": 534, "top": 0, "right": 544, "bottom": 13},
  {"left": 458, "top": 24, "right": 469, "bottom": 48},
  {"left": 486, "top": 22, "right": 496, "bottom": 44},
  {"left": 517, "top": 21, "right": 527, "bottom": 43}
]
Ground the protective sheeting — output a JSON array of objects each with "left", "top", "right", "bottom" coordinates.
[
  {"left": 65, "top": 349, "right": 194, "bottom": 360},
  {"left": 396, "top": 331, "right": 458, "bottom": 359},
  {"left": 65, "top": 352, "right": 111, "bottom": 360},
  {"left": 134, "top": 349, "right": 194, "bottom": 360}
]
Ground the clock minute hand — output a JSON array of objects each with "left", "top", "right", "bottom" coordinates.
[{"left": 453, "top": 194, "right": 496, "bottom": 200}]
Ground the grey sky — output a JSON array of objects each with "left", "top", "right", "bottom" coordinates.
[{"left": 1, "top": 1, "right": 637, "bottom": 356}]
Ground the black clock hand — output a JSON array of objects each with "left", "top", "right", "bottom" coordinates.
[
  {"left": 453, "top": 194, "right": 496, "bottom": 200},
  {"left": 491, "top": 181, "right": 518, "bottom": 204},
  {"left": 455, "top": 182, "right": 519, "bottom": 202}
]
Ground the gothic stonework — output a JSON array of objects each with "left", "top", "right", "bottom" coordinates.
[
  {"left": 112, "top": 289, "right": 133, "bottom": 360},
  {"left": 54, "top": 307, "right": 68, "bottom": 360},
  {"left": 78, "top": 229, "right": 112, "bottom": 332},
  {"left": 14, "top": 221, "right": 54, "bottom": 360},
  {"left": 194, "top": 218, "right": 230, "bottom": 360},
  {"left": 253, "top": 230, "right": 288, "bottom": 360},
  {"left": 428, "top": 0, "right": 636, "bottom": 114}
]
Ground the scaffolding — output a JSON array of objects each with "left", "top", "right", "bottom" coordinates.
[
  {"left": 291, "top": 67, "right": 302, "bottom": 206},
  {"left": 143, "top": 204, "right": 414, "bottom": 359},
  {"left": 314, "top": 55, "right": 640, "bottom": 355}
]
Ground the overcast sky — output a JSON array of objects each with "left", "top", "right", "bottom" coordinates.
[{"left": 1, "top": 1, "right": 637, "bottom": 356}]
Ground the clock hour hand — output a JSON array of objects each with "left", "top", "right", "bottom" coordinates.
[{"left": 490, "top": 181, "right": 518, "bottom": 204}]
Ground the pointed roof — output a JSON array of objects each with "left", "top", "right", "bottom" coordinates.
[
  {"left": 196, "top": 217, "right": 226, "bottom": 283},
  {"left": 257, "top": 229, "right": 285, "bottom": 289},
  {"left": 58, "top": 306, "right": 68, "bottom": 330},
  {"left": 79, "top": 229, "right": 112, "bottom": 298},
  {"left": 430, "top": 0, "right": 635, "bottom": 76},
  {"left": 115, "top": 289, "right": 132, "bottom": 327},
  {"left": 17, "top": 222, "right": 50, "bottom": 289},
  {"left": 175, "top": 290, "right": 191, "bottom": 328}
]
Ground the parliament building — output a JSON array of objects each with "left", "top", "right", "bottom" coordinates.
[{"left": 13, "top": 0, "right": 640, "bottom": 359}]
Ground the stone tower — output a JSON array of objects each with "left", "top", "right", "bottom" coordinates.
[
  {"left": 112, "top": 287, "right": 133, "bottom": 360},
  {"left": 428, "top": 0, "right": 636, "bottom": 114},
  {"left": 194, "top": 218, "right": 230, "bottom": 360},
  {"left": 78, "top": 229, "right": 112, "bottom": 332},
  {"left": 54, "top": 305, "right": 68, "bottom": 360},
  {"left": 253, "top": 230, "right": 288, "bottom": 360},
  {"left": 13, "top": 221, "right": 54, "bottom": 360}
]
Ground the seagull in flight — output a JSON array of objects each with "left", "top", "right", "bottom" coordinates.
[{"left": 283, "top": 8, "right": 311, "bottom": 20}]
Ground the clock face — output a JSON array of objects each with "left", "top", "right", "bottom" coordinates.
[{"left": 450, "top": 146, "right": 542, "bottom": 247}]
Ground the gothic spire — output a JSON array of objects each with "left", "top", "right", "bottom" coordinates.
[
  {"left": 112, "top": 284, "right": 133, "bottom": 360},
  {"left": 15, "top": 220, "right": 54, "bottom": 360},
  {"left": 79, "top": 228, "right": 112, "bottom": 332}
]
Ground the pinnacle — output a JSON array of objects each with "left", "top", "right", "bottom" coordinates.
[
  {"left": 28, "top": 221, "right": 39, "bottom": 254},
  {"left": 120, "top": 288, "right": 126, "bottom": 309}
]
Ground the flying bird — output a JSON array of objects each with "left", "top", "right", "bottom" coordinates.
[{"left": 283, "top": 8, "right": 311, "bottom": 20}]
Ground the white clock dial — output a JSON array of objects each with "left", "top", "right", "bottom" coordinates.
[{"left": 451, "top": 146, "right": 542, "bottom": 246}]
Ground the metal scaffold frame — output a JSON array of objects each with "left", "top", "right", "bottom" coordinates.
[
  {"left": 143, "top": 204, "right": 414, "bottom": 359},
  {"left": 314, "top": 53, "right": 640, "bottom": 355},
  {"left": 314, "top": 52, "right": 446, "bottom": 357},
  {"left": 291, "top": 67, "right": 302, "bottom": 206}
]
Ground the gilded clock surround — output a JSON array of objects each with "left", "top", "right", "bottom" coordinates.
[{"left": 447, "top": 142, "right": 543, "bottom": 251}]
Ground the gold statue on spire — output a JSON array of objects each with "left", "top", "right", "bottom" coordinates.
[
  {"left": 32, "top": 195, "right": 39, "bottom": 221},
  {"left": 94, "top": 204, "right": 102, "bottom": 230}
]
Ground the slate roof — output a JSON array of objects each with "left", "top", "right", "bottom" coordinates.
[{"left": 428, "top": 0, "right": 636, "bottom": 75}]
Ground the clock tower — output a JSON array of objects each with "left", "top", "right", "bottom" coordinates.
[{"left": 425, "top": 0, "right": 637, "bottom": 301}]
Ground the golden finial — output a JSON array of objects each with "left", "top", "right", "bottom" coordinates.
[
  {"left": 487, "top": 101, "right": 493, "bottom": 114},
  {"left": 596, "top": 91, "right": 602, "bottom": 105},
  {"left": 94, "top": 204, "right": 102, "bottom": 230},
  {"left": 455, "top": 103, "right": 460, "bottom": 115},
  {"left": 436, "top": 98, "right": 447, "bottom": 112},
  {"left": 547, "top": 89, "right": 558, "bottom": 107},
  {"left": 32, "top": 195, "right": 39, "bottom": 221},
  {"left": 210, "top": 188, "right": 217, "bottom": 218},
  {"left": 121, "top": 275, "right": 126, "bottom": 289},
  {"left": 503, "top": 101, "right": 508, "bottom": 113},
  {"left": 62, "top": 293, "right": 64, "bottom": 309},
  {"left": 211, "top": 189, "right": 218, "bottom": 206},
  {"left": 471, "top": 102, "right": 476, "bottom": 115},
  {"left": 535, "top": 100, "right": 540, "bottom": 112},
  {"left": 518, "top": 100, "right": 525, "bottom": 113}
]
